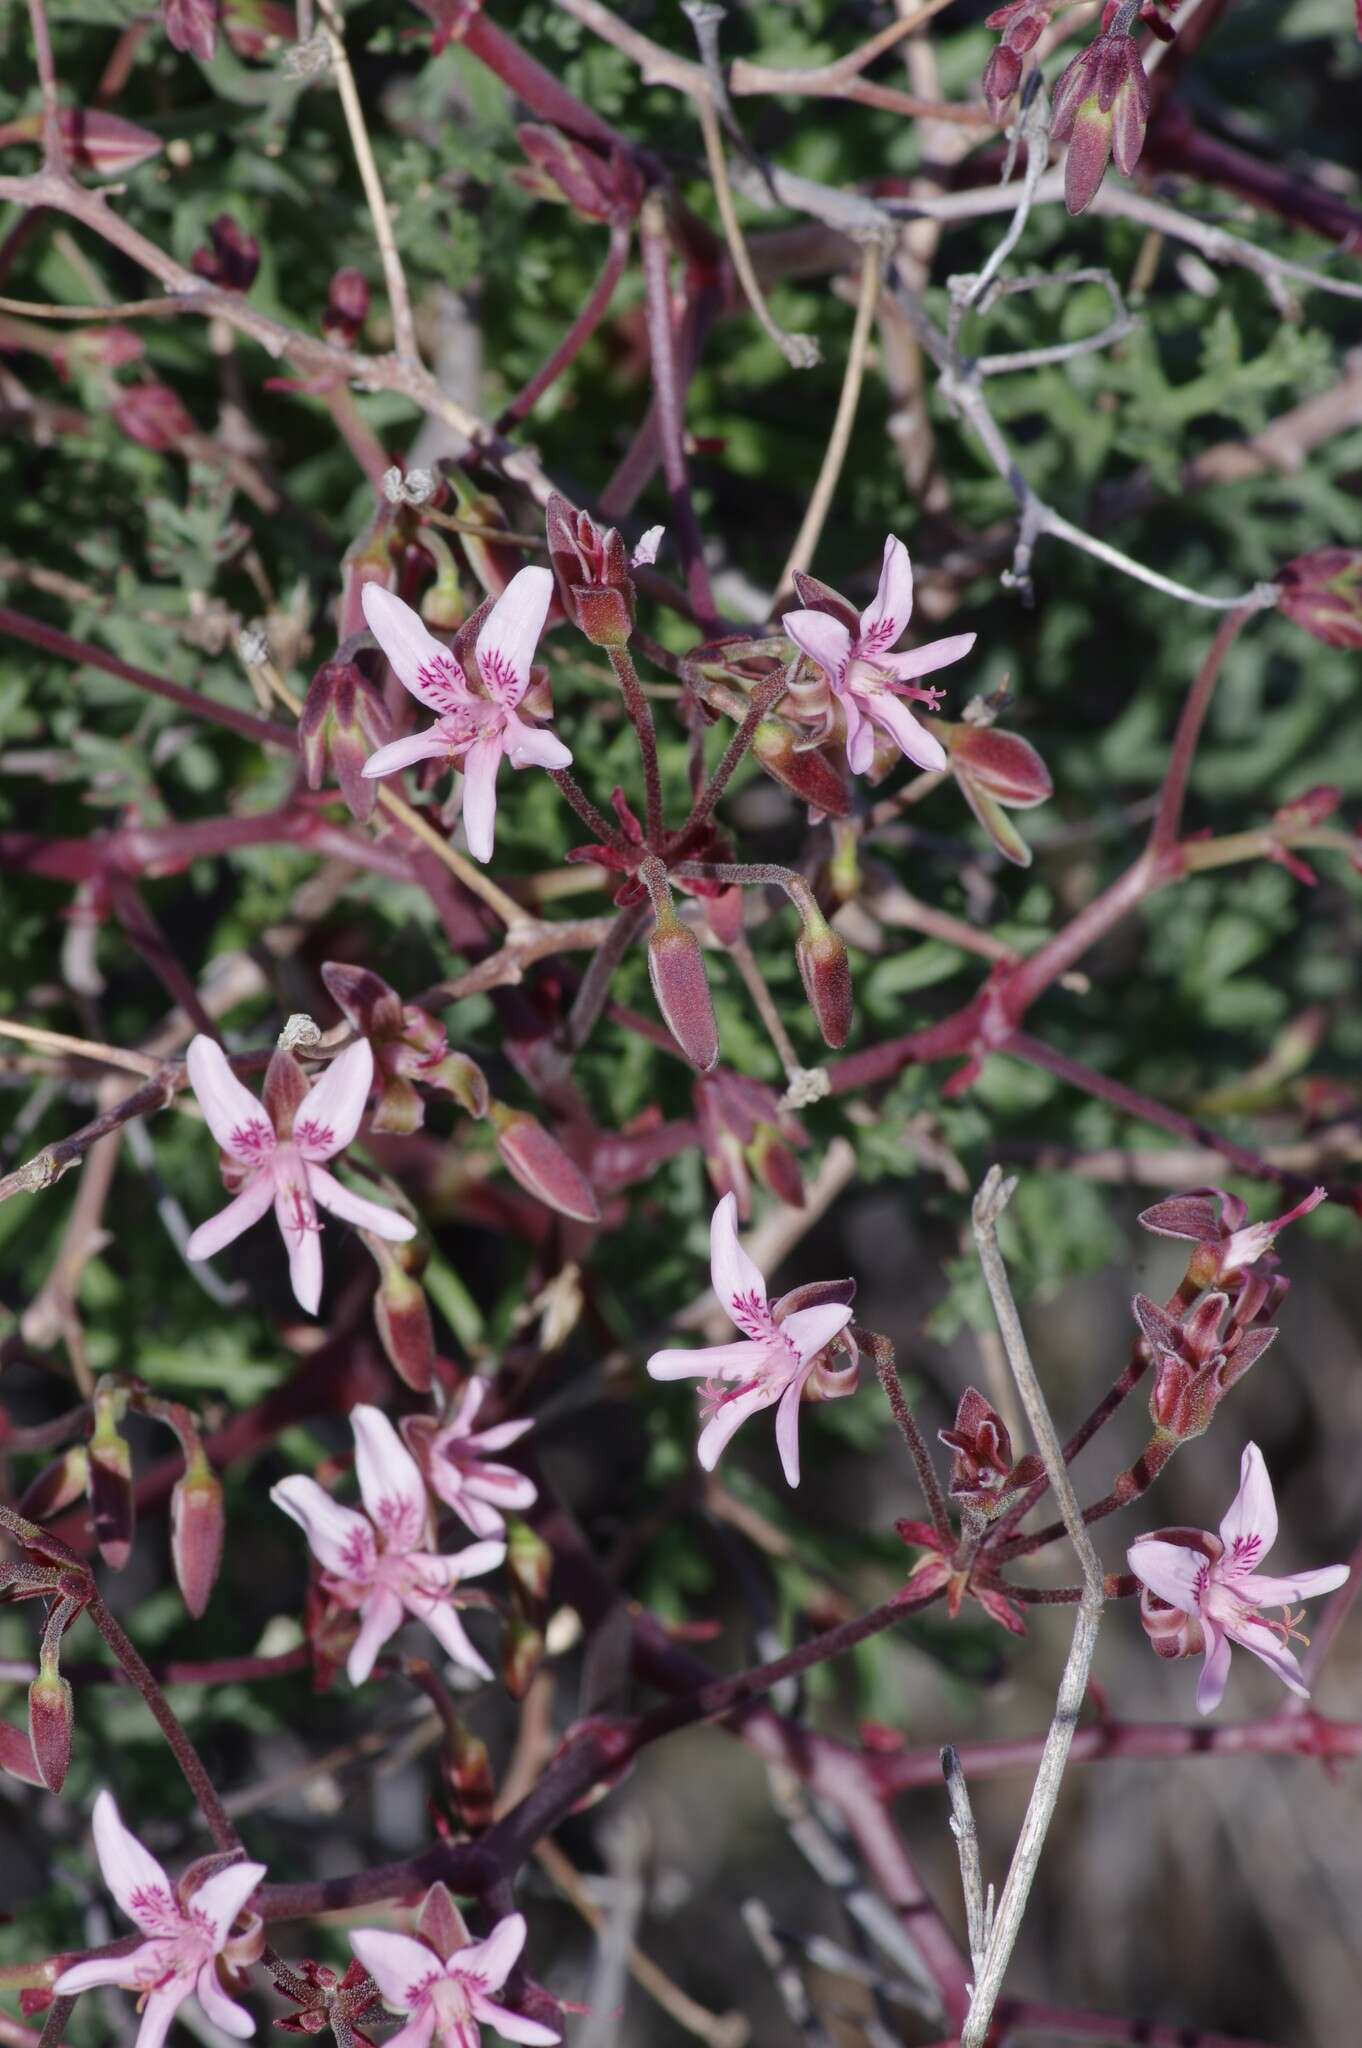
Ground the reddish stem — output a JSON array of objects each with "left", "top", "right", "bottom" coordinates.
[
  {"left": 499, "top": 218, "right": 633, "bottom": 427},
  {"left": 1148, "top": 603, "right": 1257, "bottom": 857},
  {"left": 639, "top": 203, "right": 718, "bottom": 631}
]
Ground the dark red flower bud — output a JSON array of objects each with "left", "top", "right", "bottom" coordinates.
[
  {"left": 323, "top": 268, "right": 371, "bottom": 349},
  {"left": 546, "top": 494, "right": 636, "bottom": 644},
  {"left": 299, "top": 658, "right": 391, "bottom": 823},
  {"left": 29, "top": 1597, "right": 77, "bottom": 1794},
  {"left": 221, "top": 0, "right": 296, "bottom": 60},
  {"left": 441, "top": 1719, "right": 495, "bottom": 1834},
  {"left": 112, "top": 383, "right": 194, "bottom": 452},
  {"left": 171, "top": 1450, "right": 225, "bottom": 1619},
  {"left": 321, "top": 961, "right": 404, "bottom": 1041},
  {"left": 1050, "top": 30, "right": 1149, "bottom": 214},
  {"left": 647, "top": 904, "right": 720, "bottom": 1072},
  {"left": 191, "top": 214, "right": 259, "bottom": 292},
  {"left": 56, "top": 109, "right": 164, "bottom": 175},
  {"left": 514, "top": 126, "right": 642, "bottom": 222},
  {"left": 982, "top": 43, "right": 1023, "bottom": 122},
  {"left": 1278, "top": 549, "right": 1362, "bottom": 650},
  {"left": 945, "top": 721, "right": 1052, "bottom": 868},
  {"left": 750, "top": 719, "right": 851, "bottom": 816},
  {"left": 490, "top": 1102, "right": 600, "bottom": 1222},
  {"left": 164, "top": 0, "right": 217, "bottom": 60},
  {"left": 19, "top": 1447, "right": 88, "bottom": 1523},
  {"left": 501, "top": 1617, "right": 545, "bottom": 1700},
  {"left": 364, "top": 1232, "right": 435, "bottom": 1393},
  {"left": 794, "top": 901, "right": 853, "bottom": 1049}
]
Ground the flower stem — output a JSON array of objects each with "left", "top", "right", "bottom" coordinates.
[{"left": 608, "top": 643, "right": 665, "bottom": 845}]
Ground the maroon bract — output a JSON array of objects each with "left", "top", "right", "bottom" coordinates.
[{"left": 1050, "top": 26, "right": 1150, "bottom": 215}]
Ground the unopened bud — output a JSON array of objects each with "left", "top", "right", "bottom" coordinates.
[
  {"left": 944, "top": 721, "right": 1052, "bottom": 869},
  {"left": 749, "top": 1123, "right": 805, "bottom": 1209},
  {"left": 982, "top": 42, "right": 1022, "bottom": 121},
  {"left": 323, "top": 267, "right": 370, "bottom": 348},
  {"left": 546, "top": 494, "right": 636, "bottom": 643},
  {"left": 299, "top": 659, "right": 391, "bottom": 823},
  {"left": 170, "top": 1451, "right": 225, "bottom": 1619},
  {"left": 53, "top": 108, "right": 164, "bottom": 175},
  {"left": 573, "top": 583, "right": 634, "bottom": 648},
  {"left": 1050, "top": 29, "right": 1149, "bottom": 215},
  {"left": 190, "top": 213, "right": 259, "bottom": 291},
  {"left": 164, "top": 0, "right": 218, "bottom": 59},
  {"left": 794, "top": 901, "right": 853, "bottom": 1049},
  {"left": 514, "top": 126, "right": 642, "bottom": 223},
  {"left": 647, "top": 908, "right": 719, "bottom": 1072},
  {"left": 19, "top": 1447, "right": 88, "bottom": 1523},
  {"left": 222, "top": 0, "right": 297, "bottom": 61},
  {"left": 490, "top": 1103, "right": 600, "bottom": 1222},
  {"left": 28, "top": 1667, "right": 73, "bottom": 1795},
  {"left": 750, "top": 719, "right": 851, "bottom": 817},
  {"left": 442, "top": 1719, "right": 494, "bottom": 1833},
  {"left": 501, "top": 1617, "right": 545, "bottom": 1701},
  {"left": 1278, "top": 549, "right": 1362, "bottom": 650},
  {"left": 88, "top": 1388, "right": 134, "bottom": 1572},
  {"left": 365, "top": 1233, "right": 435, "bottom": 1393},
  {"left": 112, "top": 384, "right": 194, "bottom": 452}
]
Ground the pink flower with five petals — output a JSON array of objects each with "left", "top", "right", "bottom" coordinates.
[
  {"left": 360, "top": 570, "right": 570, "bottom": 863},
  {"left": 1128, "top": 1442, "right": 1348, "bottom": 1714},
  {"left": 184, "top": 1036, "right": 414, "bottom": 1316},
  {"left": 54, "top": 1791, "right": 265, "bottom": 2048},
  {"left": 646, "top": 1194, "right": 854, "bottom": 1486},
  {"left": 415, "top": 1379, "right": 538, "bottom": 1541},
  {"left": 781, "top": 535, "right": 975, "bottom": 776},
  {"left": 271, "top": 1405, "right": 504, "bottom": 1686},
  {"left": 349, "top": 1911, "right": 558, "bottom": 2048}
]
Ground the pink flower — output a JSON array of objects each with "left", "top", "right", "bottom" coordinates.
[
  {"left": 184, "top": 1037, "right": 414, "bottom": 1317},
  {"left": 646, "top": 1194, "right": 855, "bottom": 1486},
  {"left": 271, "top": 1405, "right": 504, "bottom": 1686},
  {"left": 349, "top": 1911, "right": 558, "bottom": 2048},
  {"left": 54, "top": 1790, "right": 265, "bottom": 2048},
  {"left": 781, "top": 536, "right": 975, "bottom": 776},
  {"left": 1128, "top": 1442, "right": 1348, "bottom": 1714},
  {"left": 359, "top": 569, "right": 570, "bottom": 862},
  {"left": 411, "top": 1380, "right": 537, "bottom": 1541}
]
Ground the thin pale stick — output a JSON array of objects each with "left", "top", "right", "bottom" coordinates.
[
  {"left": 940, "top": 1746, "right": 989, "bottom": 1977},
  {"left": 779, "top": 238, "right": 883, "bottom": 591},
  {"left": 314, "top": 0, "right": 419, "bottom": 365}
]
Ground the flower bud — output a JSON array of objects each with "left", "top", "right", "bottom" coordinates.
[
  {"left": 546, "top": 494, "right": 637, "bottom": 645},
  {"left": 364, "top": 1232, "right": 435, "bottom": 1393},
  {"left": 299, "top": 659, "right": 391, "bottom": 823},
  {"left": 749, "top": 1123, "right": 805, "bottom": 1209},
  {"left": 501, "top": 1617, "right": 546, "bottom": 1700},
  {"left": 170, "top": 1449, "right": 225, "bottom": 1619},
  {"left": 750, "top": 719, "right": 851, "bottom": 816},
  {"left": 416, "top": 528, "right": 467, "bottom": 631},
  {"left": 164, "top": 0, "right": 218, "bottom": 59},
  {"left": 190, "top": 214, "right": 259, "bottom": 291},
  {"left": 323, "top": 268, "right": 370, "bottom": 348},
  {"left": 112, "top": 383, "right": 194, "bottom": 452},
  {"left": 441, "top": 1718, "right": 495, "bottom": 1833},
  {"left": 221, "top": 0, "right": 297, "bottom": 60},
  {"left": 1050, "top": 30, "right": 1150, "bottom": 215},
  {"left": 1277, "top": 549, "right": 1362, "bottom": 650},
  {"left": 19, "top": 1447, "right": 88, "bottom": 1523},
  {"left": 982, "top": 42, "right": 1023, "bottom": 121},
  {"left": 647, "top": 904, "right": 720, "bottom": 1072},
  {"left": 514, "top": 126, "right": 643, "bottom": 222},
  {"left": 794, "top": 901, "right": 853, "bottom": 1049},
  {"left": 30, "top": 1597, "right": 78, "bottom": 1793},
  {"left": 88, "top": 1386, "right": 134, "bottom": 1572},
  {"left": 489, "top": 1102, "right": 600, "bottom": 1222},
  {"left": 940, "top": 1388, "right": 1013, "bottom": 1498},
  {"left": 53, "top": 109, "right": 164, "bottom": 175}
]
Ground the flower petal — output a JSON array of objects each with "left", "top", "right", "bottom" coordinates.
[
  {"left": 190, "top": 1862, "right": 267, "bottom": 1949},
  {"left": 782, "top": 607, "right": 852, "bottom": 684},
  {"left": 347, "top": 1587, "right": 406, "bottom": 1686},
  {"left": 460, "top": 734, "right": 503, "bottom": 864},
  {"left": 294, "top": 1041, "right": 373, "bottom": 1161},
  {"left": 274, "top": 1171, "right": 323, "bottom": 1315},
  {"left": 133, "top": 1983, "right": 193, "bottom": 2048},
  {"left": 351, "top": 1404, "right": 428, "bottom": 1554},
  {"left": 1219, "top": 1441, "right": 1277, "bottom": 1560},
  {"left": 186, "top": 1037, "right": 275, "bottom": 1164},
  {"left": 270, "top": 1475, "right": 376, "bottom": 1580},
  {"left": 709, "top": 1193, "right": 768, "bottom": 1329},
  {"left": 844, "top": 699, "right": 876, "bottom": 776},
  {"left": 466, "top": 1417, "right": 535, "bottom": 1454},
  {"left": 416, "top": 1596, "right": 493, "bottom": 1681},
  {"left": 414, "top": 1539, "right": 507, "bottom": 1588},
  {"left": 646, "top": 1340, "right": 763, "bottom": 1382},
  {"left": 1195, "top": 1621, "right": 1233, "bottom": 1715},
  {"left": 858, "top": 535, "right": 913, "bottom": 647},
  {"left": 91, "top": 1791, "right": 180, "bottom": 1936},
  {"left": 195, "top": 1960, "right": 256, "bottom": 2039},
  {"left": 54, "top": 1954, "right": 143, "bottom": 1995},
  {"left": 696, "top": 1383, "right": 776, "bottom": 1472},
  {"left": 773, "top": 1367, "right": 811, "bottom": 1488},
  {"left": 381, "top": 2013, "right": 439, "bottom": 2048},
  {"left": 470, "top": 1998, "right": 560, "bottom": 2046},
  {"left": 1224, "top": 1613, "right": 1310, "bottom": 1698},
  {"left": 476, "top": 566, "right": 553, "bottom": 706},
  {"left": 461, "top": 1913, "right": 526, "bottom": 1993},
  {"left": 185, "top": 1174, "right": 275, "bottom": 1262},
  {"left": 349, "top": 1929, "right": 444, "bottom": 2012},
  {"left": 361, "top": 727, "right": 454, "bottom": 780},
  {"left": 309, "top": 1165, "right": 416, "bottom": 1241},
  {"left": 501, "top": 712, "right": 572, "bottom": 772},
  {"left": 861, "top": 690, "right": 948, "bottom": 773},
  {"left": 362, "top": 585, "right": 470, "bottom": 715},
  {"left": 463, "top": 1464, "right": 538, "bottom": 1512},
  {"left": 1242, "top": 1564, "right": 1350, "bottom": 1606},
  {"left": 1127, "top": 1536, "right": 1204, "bottom": 1615},
  {"left": 882, "top": 631, "right": 977, "bottom": 682},
  {"left": 779, "top": 1301, "right": 853, "bottom": 1365}
]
